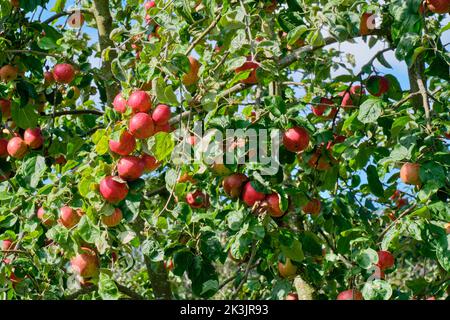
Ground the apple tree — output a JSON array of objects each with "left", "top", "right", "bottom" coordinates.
[{"left": 0, "top": 0, "right": 449, "bottom": 300}]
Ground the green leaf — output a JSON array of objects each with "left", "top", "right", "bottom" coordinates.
[
  {"left": 355, "top": 248, "right": 379, "bottom": 269},
  {"left": 98, "top": 273, "right": 120, "bottom": 300},
  {"left": 362, "top": 280, "right": 392, "bottom": 300},
  {"left": 357, "top": 98, "right": 383, "bottom": 124},
  {"left": 11, "top": 104, "right": 38, "bottom": 129},
  {"left": 287, "top": 25, "right": 308, "bottom": 45},
  {"left": 149, "top": 132, "right": 174, "bottom": 161},
  {"left": 37, "top": 37, "right": 57, "bottom": 50},
  {"left": 51, "top": 0, "right": 66, "bottom": 12},
  {"left": 76, "top": 215, "right": 101, "bottom": 244},
  {"left": 366, "top": 165, "right": 384, "bottom": 197}
]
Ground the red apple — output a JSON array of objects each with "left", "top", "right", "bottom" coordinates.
[
  {"left": 101, "top": 208, "right": 123, "bottom": 227},
  {"left": 109, "top": 131, "right": 136, "bottom": 156},
  {"left": 70, "top": 247, "right": 99, "bottom": 278},
  {"left": 235, "top": 57, "right": 259, "bottom": 84},
  {"left": 241, "top": 181, "right": 266, "bottom": 206},
  {"left": 53, "top": 63, "right": 75, "bottom": 84},
  {"left": 154, "top": 122, "right": 171, "bottom": 133},
  {"left": 59, "top": 206, "right": 82, "bottom": 229},
  {"left": 426, "top": 0, "right": 450, "bottom": 13},
  {"left": 360, "top": 12, "right": 375, "bottom": 35},
  {"left": 2, "top": 239, "right": 12, "bottom": 251},
  {"left": 44, "top": 71, "right": 55, "bottom": 86},
  {"left": 182, "top": 56, "right": 201, "bottom": 86},
  {"left": 0, "top": 138, "right": 8, "bottom": 157},
  {"left": 0, "top": 65, "right": 18, "bottom": 82},
  {"left": 302, "top": 199, "right": 321, "bottom": 215},
  {"left": 444, "top": 222, "right": 450, "bottom": 234},
  {"left": 24, "top": 128, "right": 44, "bottom": 149},
  {"left": 99, "top": 176, "right": 129, "bottom": 203},
  {"left": 312, "top": 97, "right": 334, "bottom": 117},
  {"left": 400, "top": 162, "right": 421, "bottom": 185},
  {"left": 129, "top": 112, "right": 155, "bottom": 139},
  {"left": 55, "top": 155, "right": 67, "bottom": 165},
  {"left": 164, "top": 259, "right": 174, "bottom": 271},
  {"left": 141, "top": 153, "right": 160, "bottom": 172},
  {"left": 37, "top": 207, "right": 56, "bottom": 228},
  {"left": 7, "top": 136, "right": 28, "bottom": 159},
  {"left": 337, "top": 289, "right": 364, "bottom": 300},
  {"left": 186, "top": 190, "right": 209, "bottom": 209},
  {"left": 307, "top": 151, "right": 331, "bottom": 171},
  {"left": 222, "top": 173, "right": 248, "bottom": 199},
  {"left": 376, "top": 250, "right": 395, "bottom": 270},
  {"left": 127, "top": 90, "right": 152, "bottom": 113},
  {"left": 278, "top": 258, "right": 297, "bottom": 278},
  {"left": 152, "top": 104, "right": 171, "bottom": 125},
  {"left": 145, "top": 1, "right": 156, "bottom": 10},
  {"left": 286, "top": 293, "right": 298, "bottom": 300},
  {"left": 113, "top": 92, "right": 128, "bottom": 113},
  {"left": 265, "top": 193, "right": 285, "bottom": 217},
  {"left": 0, "top": 99, "right": 11, "bottom": 119},
  {"left": 117, "top": 156, "right": 145, "bottom": 181},
  {"left": 283, "top": 127, "right": 310, "bottom": 152},
  {"left": 366, "top": 75, "right": 389, "bottom": 97},
  {"left": 10, "top": 0, "right": 20, "bottom": 8}
]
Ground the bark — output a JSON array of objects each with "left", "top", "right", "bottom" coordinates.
[
  {"left": 133, "top": 216, "right": 173, "bottom": 300},
  {"left": 92, "top": 0, "right": 119, "bottom": 105}
]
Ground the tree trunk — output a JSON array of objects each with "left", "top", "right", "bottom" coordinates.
[{"left": 92, "top": 0, "right": 119, "bottom": 105}]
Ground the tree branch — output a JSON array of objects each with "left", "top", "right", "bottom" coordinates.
[
  {"left": 185, "top": 11, "right": 222, "bottom": 56},
  {"left": 232, "top": 241, "right": 258, "bottom": 299},
  {"left": 42, "top": 9, "right": 92, "bottom": 25},
  {"left": 41, "top": 109, "right": 104, "bottom": 117}
]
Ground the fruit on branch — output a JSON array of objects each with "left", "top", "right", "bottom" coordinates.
[
  {"left": 222, "top": 173, "right": 248, "bottom": 199},
  {"left": 366, "top": 75, "right": 389, "bottom": 97},
  {"left": 396, "top": 198, "right": 408, "bottom": 209},
  {"left": 2, "top": 239, "right": 12, "bottom": 250},
  {"left": 426, "top": 0, "right": 450, "bottom": 13},
  {"left": 307, "top": 149, "right": 332, "bottom": 171},
  {"left": 242, "top": 182, "right": 266, "bottom": 206},
  {"left": 336, "top": 289, "right": 363, "bottom": 300},
  {"left": 141, "top": 153, "right": 160, "bottom": 172},
  {"left": 376, "top": 250, "right": 395, "bottom": 270},
  {"left": 55, "top": 155, "right": 67, "bottom": 165},
  {"left": 109, "top": 131, "right": 136, "bottom": 156},
  {"left": 182, "top": 56, "right": 201, "bottom": 86},
  {"left": 339, "top": 85, "right": 365, "bottom": 108},
  {"left": 178, "top": 172, "right": 197, "bottom": 184},
  {"left": 211, "top": 163, "right": 232, "bottom": 176},
  {"left": 286, "top": 293, "right": 299, "bottom": 300},
  {"left": 164, "top": 259, "right": 174, "bottom": 271},
  {"left": 278, "top": 258, "right": 297, "bottom": 278},
  {"left": 152, "top": 104, "right": 171, "bottom": 125},
  {"left": 53, "top": 63, "right": 76, "bottom": 84},
  {"left": 400, "top": 162, "right": 421, "bottom": 185},
  {"left": 44, "top": 71, "right": 55, "bottom": 86},
  {"left": 0, "top": 99, "right": 11, "bottom": 119},
  {"left": 7, "top": 136, "right": 28, "bottom": 159},
  {"left": 113, "top": 92, "right": 128, "bottom": 113},
  {"left": 326, "top": 134, "right": 346, "bottom": 150},
  {"left": 264, "top": 0, "right": 277, "bottom": 13},
  {"left": 145, "top": 1, "right": 156, "bottom": 10},
  {"left": 312, "top": 97, "right": 334, "bottom": 117},
  {"left": 235, "top": 57, "right": 259, "bottom": 84},
  {"left": 360, "top": 12, "right": 375, "bottom": 36},
  {"left": 99, "top": 176, "right": 129, "bottom": 203},
  {"left": 37, "top": 207, "right": 56, "bottom": 228},
  {"left": 302, "top": 198, "right": 321, "bottom": 215},
  {"left": 59, "top": 206, "right": 82, "bottom": 229},
  {"left": 10, "top": 0, "right": 20, "bottom": 8},
  {"left": 154, "top": 122, "right": 171, "bottom": 133},
  {"left": 186, "top": 190, "right": 209, "bottom": 209},
  {"left": 445, "top": 222, "right": 450, "bottom": 234},
  {"left": 127, "top": 90, "right": 152, "bottom": 113},
  {"left": 129, "top": 112, "right": 155, "bottom": 139},
  {"left": 0, "top": 138, "right": 8, "bottom": 157},
  {"left": 70, "top": 247, "right": 99, "bottom": 278},
  {"left": 265, "top": 193, "right": 285, "bottom": 217},
  {"left": 67, "top": 11, "right": 85, "bottom": 28},
  {"left": 283, "top": 127, "right": 310, "bottom": 152},
  {"left": 101, "top": 208, "right": 123, "bottom": 227},
  {"left": 0, "top": 65, "right": 18, "bottom": 82},
  {"left": 24, "top": 128, "right": 44, "bottom": 149},
  {"left": 117, "top": 156, "right": 145, "bottom": 181}
]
